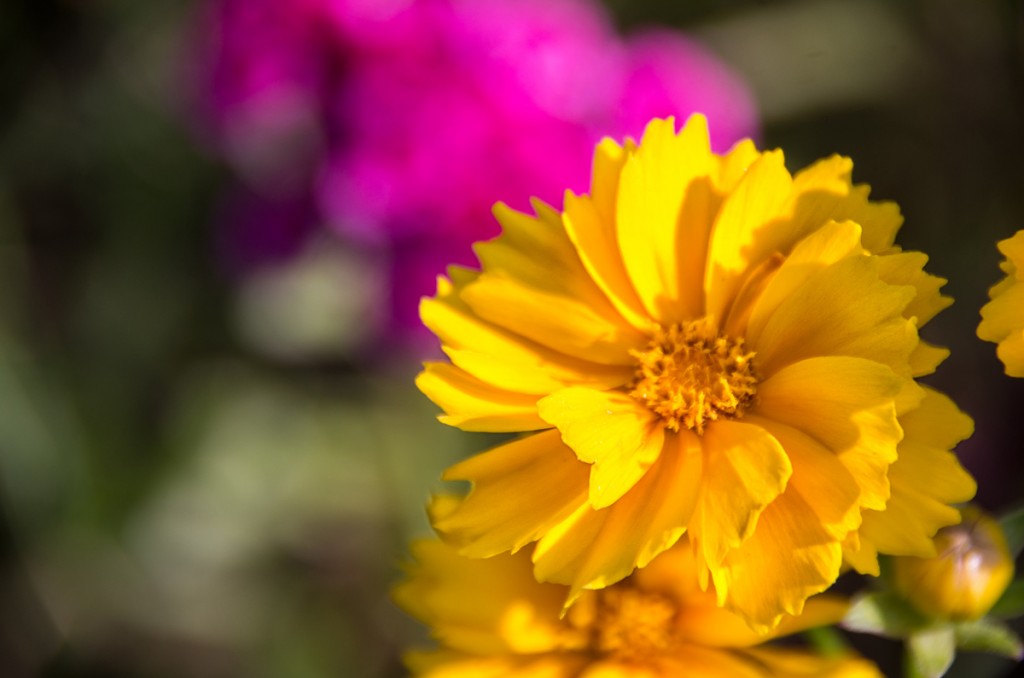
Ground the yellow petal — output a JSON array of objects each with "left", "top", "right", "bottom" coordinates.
[
  {"left": 395, "top": 540, "right": 567, "bottom": 656},
  {"left": 474, "top": 200, "right": 588, "bottom": 295},
  {"left": 443, "top": 346, "right": 630, "bottom": 396},
  {"left": 538, "top": 388, "right": 665, "bottom": 508},
  {"left": 855, "top": 489, "right": 958, "bottom": 561},
  {"left": 561, "top": 140, "right": 653, "bottom": 332},
  {"left": 408, "top": 652, "right": 588, "bottom": 678},
  {"left": 999, "top": 230, "right": 1024, "bottom": 267},
  {"left": 714, "top": 139, "right": 761, "bottom": 192},
  {"left": 747, "top": 416, "right": 862, "bottom": 541},
  {"left": 578, "top": 662, "right": 662, "bottom": 678},
  {"left": 901, "top": 385, "right": 975, "bottom": 451},
  {"left": 675, "top": 584, "right": 849, "bottom": 649},
  {"left": 615, "top": 115, "right": 717, "bottom": 322},
  {"left": 673, "top": 581, "right": 848, "bottom": 648},
  {"left": 434, "top": 430, "right": 590, "bottom": 558},
  {"left": 422, "top": 269, "right": 632, "bottom": 394},
  {"left": 743, "top": 219, "right": 864, "bottom": 339},
  {"left": 748, "top": 256, "right": 917, "bottom": 377},
  {"left": 628, "top": 535, "right": 704, "bottom": 600},
  {"left": 979, "top": 237, "right": 1024, "bottom": 376},
  {"left": 563, "top": 192, "right": 652, "bottom": 333},
  {"left": 651, "top": 646, "right": 768, "bottom": 678},
  {"left": 997, "top": 330, "right": 1024, "bottom": 377},
  {"left": 711, "top": 489, "right": 843, "bottom": 629},
  {"left": 739, "top": 647, "right": 884, "bottom": 678},
  {"left": 842, "top": 533, "right": 881, "bottom": 577},
  {"left": 768, "top": 594, "right": 852, "bottom": 641},
  {"left": 785, "top": 154, "right": 903, "bottom": 254},
  {"left": 978, "top": 278, "right": 1024, "bottom": 342},
  {"left": 877, "top": 251, "right": 951, "bottom": 326},
  {"left": 591, "top": 136, "right": 637, "bottom": 223},
  {"left": 462, "top": 200, "right": 646, "bottom": 365},
  {"left": 462, "top": 273, "right": 643, "bottom": 366},
  {"left": 754, "top": 357, "right": 909, "bottom": 512},
  {"left": 673, "top": 601, "right": 776, "bottom": 650},
  {"left": 531, "top": 431, "right": 703, "bottom": 603},
  {"left": 853, "top": 387, "right": 976, "bottom": 560},
  {"left": 689, "top": 420, "right": 792, "bottom": 570},
  {"left": 704, "top": 151, "right": 794, "bottom": 324},
  {"left": 908, "top": 340, "right": 950, "bottom": 377},
  {"left": 417, "top": 363, "right": 547, "bottom": 432},
  {"left": 994, "top": 264, "right": 1017, "bottom": 289},
  {"left": 626, "top": 542, "right": 847, "bottom": 644}
]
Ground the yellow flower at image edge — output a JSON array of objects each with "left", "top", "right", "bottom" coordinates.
[
  {"left": 418, "top": 115, "right": 977, "bottom": 629},
  {"left": 395, "top": 535, "right": 882, "bottom": 678},
  {"left": 978, "top": 229, "right": 1024, "bottom": 376}
]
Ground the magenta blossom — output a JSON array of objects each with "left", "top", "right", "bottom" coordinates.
[{"left": 193, "top": 0, "right": 759, "bottom": 346}]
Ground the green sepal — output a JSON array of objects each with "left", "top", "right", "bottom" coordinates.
[
  {"left": 989, "top": 578, "right": 1024, "bottom": 619},
  {"left": 906, "top": 626, "right": 956, "bottom": 678},
  {"left": 952, "top": 617, "right": 1024, "bottom": 660},
  {"left": 803, "top": 625, "right": 848, "bottom": 657},
  {"left": 843, "top": 591, "right": 930, "bottom": 638},
  {"left": 877, "top": 553, "right": 896, "bottom": 587},
  {"left": 998, "top": 504, "right": 1024, "bottom": 558}
]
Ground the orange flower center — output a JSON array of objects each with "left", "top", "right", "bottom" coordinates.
[
  {"left": 628, "top": 319, "right": 758, "bottom": 434},
  {"left": 583, "top": 586, "right": 679, "bottom": 660}
]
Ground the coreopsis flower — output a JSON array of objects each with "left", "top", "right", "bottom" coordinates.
[
  {"left": 193, "top": 0, "right": 757, "bottom": 338},
  {"left": 893, "top": 507, "right": 1014, "bottom": 622},
  {"left": 978, "top": 230, "right": 1024, "bottom": 376},
  {"left": 395, "top": 534, "right": 882, "bottom": 678},
  {"left": 419, "top": 115, "right": 976, "bottom": 629}
]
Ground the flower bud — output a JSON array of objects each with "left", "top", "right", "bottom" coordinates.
[{"left": 893, "top": 507, "right": 1014, "bottom": 621}]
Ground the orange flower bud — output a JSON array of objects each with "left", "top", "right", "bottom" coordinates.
[{"left": 894, "top": 507, "right": 1014, "bottom": 621}]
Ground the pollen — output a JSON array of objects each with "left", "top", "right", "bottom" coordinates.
[{"left": 628, "top": 319, "right": 758, "bottom": 434}]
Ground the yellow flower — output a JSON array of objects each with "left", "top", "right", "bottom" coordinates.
[
  {"left": 395, "top": 535, "right": 882, "bottom": 678},
  {"left": 978, "top": 230, "right": 1024, "bottom": 376},
  {"left": 418, "top": 115, "right": 976, "bottom": 629},
  {"left": 893, "top": 507, "right": 1015, "bottom": 621}
]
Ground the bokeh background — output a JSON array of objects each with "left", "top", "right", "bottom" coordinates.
[{"left": 0, "top": 0, "right": 1022, "bottom": 676}]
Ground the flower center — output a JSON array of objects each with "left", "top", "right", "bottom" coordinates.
[
  {"left": 590, "top": 587, "right": 679, "bottom": 660},
  {"left": 628, "top": 319, "right": 758, "bottom": 434}
]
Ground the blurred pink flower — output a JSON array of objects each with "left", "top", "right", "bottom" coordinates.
[
  {"left": 192, "top": 0, "right": 759, "bottom": 345},
  {"left": 195, "top": 0, "right": 329, "bottom": 193}
]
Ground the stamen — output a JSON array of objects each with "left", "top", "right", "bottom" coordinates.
[
  {"left": 592, "top": 587, "right": 678, "bottom": 659},
  {"left": 628, "top": 319, "right": 758, "bottom": 434}
]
